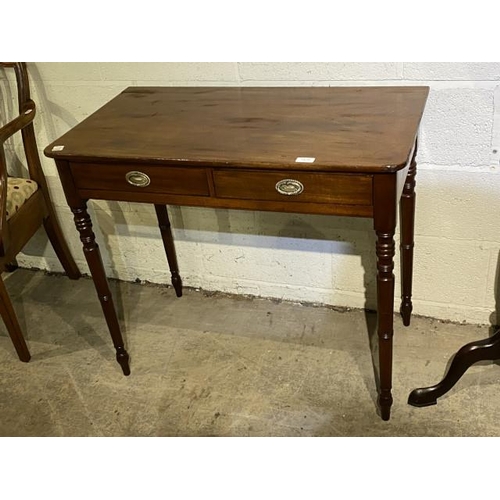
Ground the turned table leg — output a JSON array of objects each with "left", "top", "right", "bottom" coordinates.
[
  {"left": 400, "top": 146, "right": 417, "bottom": 327},
  {"left": 408, "top": 330, "right": 500, "bottom": 407},
  {"left": 154, "top": 205, "right": 183, "bottom": 297},
  {"left": 373, "top": 174, "right": 398, "bottom": 421},
  {"left": 375, "top": 229, "right": 396, "bottom": 420},
  {"left": 72, "top": 204, "right": 130, "bottom": 375}
]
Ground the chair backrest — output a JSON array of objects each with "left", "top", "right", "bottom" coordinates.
[{"left": 0, "top": 62, "right": 43, "bottom": 254}]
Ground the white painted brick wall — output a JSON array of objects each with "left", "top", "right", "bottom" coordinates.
[{"left": 4, "top": 62, "right": 500, "bottom": 325}]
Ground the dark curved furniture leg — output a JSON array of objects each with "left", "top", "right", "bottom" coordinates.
[{"left": 408, "top": 329, "right": 500, "bottom": 407}]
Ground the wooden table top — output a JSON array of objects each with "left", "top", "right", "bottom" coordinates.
[{"left": 45, "top": 86, "right": 429, "bottom": 173}]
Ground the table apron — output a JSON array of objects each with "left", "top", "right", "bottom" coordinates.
[{"left": 77, "top": 188, "right": 374, "bottom": 218}]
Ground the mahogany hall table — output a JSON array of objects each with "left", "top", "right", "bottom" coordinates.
[{"left": 45, "top": 86, "right": 429, "bottom": 421}]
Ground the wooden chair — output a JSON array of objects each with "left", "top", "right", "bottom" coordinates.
[{"left": 0, "top": 62, "right": 80, "bottom": 362}]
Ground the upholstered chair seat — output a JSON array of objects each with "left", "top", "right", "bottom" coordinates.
[{"left": 5, "top": 177, "right": 38, "bottom": 220}]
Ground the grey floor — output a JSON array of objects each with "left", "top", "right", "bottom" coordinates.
[{"left": 0, "top": 268, "right": 499, "bottom": 437}]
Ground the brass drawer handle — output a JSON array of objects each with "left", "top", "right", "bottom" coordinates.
[
  {"left": 275, "top": 179, "right": 304, "bottom": 196},
  {"left": 125, "top": 171, "right": 151, "bottom": 187}
]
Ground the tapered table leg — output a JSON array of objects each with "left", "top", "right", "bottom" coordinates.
[
  {"left": 154, "top": 205, "right": 183, "bottom": 297},
  {"left": 72, "top": 204, "right": 130, "bottom": 375},
  {"left": 408, "top": 330, "right": 500, "bottom": 407},
  {"left": 400, "top": 146, "right": 417, "bottom": 327},
  {"left": 373, "top": 174, "right": 398, "bottom": 421}
]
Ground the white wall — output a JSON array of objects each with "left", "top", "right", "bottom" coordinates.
[{"left": 3, "top": 62, "right": 500, "bottom": 325}]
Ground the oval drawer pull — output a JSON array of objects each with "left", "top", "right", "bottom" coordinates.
[
  {"left": 125, "top": 171, "right": 151, "bottom": 187},
  {"left": 275, "top": 179, "right": 304, "bottom": 196}
]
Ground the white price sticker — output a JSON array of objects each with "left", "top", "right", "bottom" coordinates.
[{"left": 295, "top": 157, "right": 315, "bottom": 163}]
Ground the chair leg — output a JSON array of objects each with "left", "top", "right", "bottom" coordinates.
[
  {"left": 4, "top": 259, "right": 19, "bottom": 272},
  {"left": 43, "top": 214, "right": 81, "bottom": 280},
  {"left": 0, "top": 275, "right": 30, "bottom": 362}
]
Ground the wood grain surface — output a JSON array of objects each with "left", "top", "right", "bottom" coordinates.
[{"left": 45, "top": 86, "right": 429, "bottom": 172}]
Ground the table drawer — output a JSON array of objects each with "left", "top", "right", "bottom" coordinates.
[
  {"left": 213, "top": 169, "right": 372, "bottom": 205},
  {"left": 70, "top": 162, "right": 210, "bottom": 196}
]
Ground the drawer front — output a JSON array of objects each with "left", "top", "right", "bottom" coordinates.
[
  {"left": 213, "top": 169, "right": 372, "bottom": 205},
  {"left": 70, "top": 162, "right": 210, "bottom": 196}
]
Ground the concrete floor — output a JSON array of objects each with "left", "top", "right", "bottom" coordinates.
[{"left": 0, "top": 268, "right": 499, "bottom": 436}]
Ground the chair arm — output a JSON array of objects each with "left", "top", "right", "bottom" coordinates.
[{"left": 0, "top": 104, "right": 36, "bottom": 144}]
